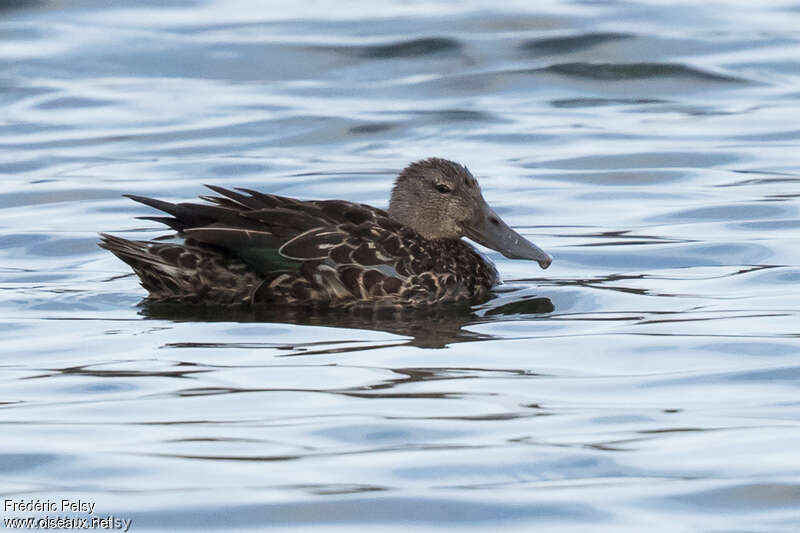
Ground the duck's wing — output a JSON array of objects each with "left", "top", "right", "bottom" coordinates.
[
  {"left": 126, "top": 187, "right": 338, "bottom": 240},
  {"left": 125, "top": 187, "right": 442, "bottom": 304}
]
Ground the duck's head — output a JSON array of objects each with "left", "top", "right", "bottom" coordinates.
[{"left": 388, "top": 158, "right": 552, "bottom": 269}]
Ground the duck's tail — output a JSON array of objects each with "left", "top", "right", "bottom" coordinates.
[{"left": 98, "top": 233, "right": 201, "bottom": 299}]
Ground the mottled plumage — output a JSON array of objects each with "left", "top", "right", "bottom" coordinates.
[{"left": 100, "top": 158, "right": 551, "bottom": 308}]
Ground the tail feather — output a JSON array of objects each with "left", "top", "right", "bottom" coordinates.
[
  {"left": 123, "top": 194, "right": 180, "bottom": 216},
  {"left": 99, "top": 233, "right": 175, "bottom": 270},
  {"left": 124, "top": 194, "right": 243, "bottom": 232},
  {"left": 99, "top": 233, "right": 197, "bottom": 299},
  {"left": 204, "top": 184, "right": 266, "bottom": 210},
  {"left": 98, "top": 233, "right": 263, "bottom": 305},
  {"left": 135, "top": 216, "right": 183, "bottom": 230}
]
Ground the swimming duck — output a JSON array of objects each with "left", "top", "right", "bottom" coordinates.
[{"left": 100, "top": 158, "right": 551, "bottom": 308}]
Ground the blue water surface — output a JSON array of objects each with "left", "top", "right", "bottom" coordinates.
[{"left": 1, "top": 0, "right": 800, "bottom": 531}]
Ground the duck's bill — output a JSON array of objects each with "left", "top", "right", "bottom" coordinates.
[{"left": 464, "top": 206, "right": 552, "bottom": 269}]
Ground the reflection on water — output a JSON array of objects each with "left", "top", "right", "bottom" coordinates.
[
  {"left": 141, "top": 294, "right": 555, "bottom": 350},
  {"left": 2, "top": 0, "right": 800, "bottom": 531}
]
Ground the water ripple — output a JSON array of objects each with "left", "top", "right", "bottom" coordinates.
[{"left": 2, "top": 1, "right": 800, "bottom": 532}]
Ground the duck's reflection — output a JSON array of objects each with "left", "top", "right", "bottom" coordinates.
[{"left": 140, "top": 294, "right": 554, "bottom": 349}]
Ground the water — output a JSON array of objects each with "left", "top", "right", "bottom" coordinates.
[{"left": 2, "top": 0, "right": 800, "bottom": 531}]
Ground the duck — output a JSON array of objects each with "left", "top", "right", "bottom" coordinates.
[{"left": 99, "top": 158, "right": 552, "bottom": 308}]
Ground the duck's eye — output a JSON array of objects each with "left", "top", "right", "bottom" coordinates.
[{"left": 435, "top": 184, "right": 451, "bottom": 194}]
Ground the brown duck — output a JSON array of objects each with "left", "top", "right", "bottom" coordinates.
[{"left": 100, "top": 158, "right": 552, "bottom": 308}]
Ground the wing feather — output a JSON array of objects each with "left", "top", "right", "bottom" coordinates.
[{"left": 279, "top": 227, "right": 347, "bottom": 261}]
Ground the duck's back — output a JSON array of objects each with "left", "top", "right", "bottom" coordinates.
[{"left": 100, "top": 187, "right": 498, "bottom": 308}]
